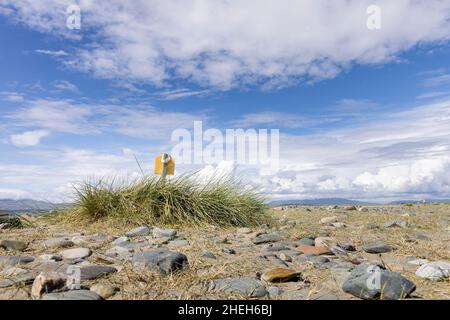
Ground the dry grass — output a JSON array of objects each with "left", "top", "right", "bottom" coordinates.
[{"left": 55, "top": 174, "right": 270, "bottom": 228}]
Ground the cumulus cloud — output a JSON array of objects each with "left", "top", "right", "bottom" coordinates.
[
  {"left": 9, "top": 130, "right": 49, "bottom": 147},
  {"left": 2, "top": 0, "right": 450, "bottom": 89}
]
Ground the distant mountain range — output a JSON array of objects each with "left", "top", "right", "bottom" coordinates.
[
  {"left": 269, "top": 198, "right": 450, "bottom": 206},
  {"left": 269, "top": 198, "right": 373, "bottom": 206},
  {"left": 0, "top": 199, "right": 69, "bottom": 212}
]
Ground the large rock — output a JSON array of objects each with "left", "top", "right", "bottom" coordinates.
[
  {"left": 209, "top": 277, "right": 267, "bottom": 298},
  {"left": 253, "top": 233, "right": 282, "bottom": 245},
  {"left": 132, "top": 250, "right": 189, "bottom": 276},
  {"left": 415, "top": 261, "right": 450, "bottom": 281},
  {"left": 342, "top": 263, "right": 416, "bottom": 300},
  {"left": 0, "top": 240, "right": 28, "bottom": 251},
  {"left": 42, "top": 290, "right": 102, "bottom": 300},
  {"left": 60, "top": 248, "right": 91, "bottom": 260},
  {"left": 384, "top": 220, "right": 410, "bottom": 229}
]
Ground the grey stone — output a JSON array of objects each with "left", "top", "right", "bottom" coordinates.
[
  {"left": 209, "top": 277, "right": 267, "bottom": 298},
  {"left": 111, "top": 236, "right": 129, "bottom": 246},
  {"left": 415, "top": 261, "right": 450, "bottom": 281},
  {"left": 105, "top": 246, "right": 134, "bottom": 259},
  {"left": 43, "top": 238, "right": 74, "bottom": 249},
  {"left": 152, "top": 227, "right": 177, "bottom": 238},
  {"left": 222, "top": 247, "right": 236, "bottom": 254},
  {"left": 0, "top": 271, "right": 36, "bottom": 288},
  {"left": 338, "top": 243, "right": 356, "bottom": 252},
  {"left": 126, "top": 226, "right": 151, "bottom": 237},
  {"left": 294, "top": 238, "right": 316, "bottom": 246},
  {"left": 0, "top": 240, "right": 28, "bottom": 251},
  {"left": 78, "top": 265, "right": 117, "bottom": 281},
  {"left": 342, "top": 263, "right": 416, "bottom": 300},
  {"left": 0, "top": 213, "right": 20, "bottom": 225},
  {"left": 297, "top": 255, "right": 330, "bottom": 266},
  {"left": 264, "top": 245, "right": 290, "bottom": 252},
  {"left": 384, "top": 220, "right": 410, "bottom": 228},
  {"left": 362, "top": 242, "right": 393, "bottom": 254},
  {"left": 132, "top": 250, "right": 189, "bottom": 276},
  {"left": 168, "top": 239, "right": 189, "bottom": 247},
  {"left": 39, "top": 254, "right": 63, "bottom": 262},
  {"left": 253, "top": 233, "right": 282, "bottom": 245},
  {"left": 60, "top": 248, "right": 91, "bottom": 260},
  {"left": 0, "top": 255, "right": 34, "bottom": 266},
  {"left": 267, "top": 286, "right": 282, "bottom": 298},
  {"left": 42, "top": 290, "right": 102, "bottom": 300}
]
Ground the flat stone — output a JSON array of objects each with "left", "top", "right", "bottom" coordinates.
[
  {"left": 0, "top": 240, "right": 28, "bottom": 251},
  {"left": 297, "top": 255, "right": 330, "bottom": 267},
  {"left": 296, "top": 245, "right": 332, "bottom": 255},
  {"left": 105, "top": 246, "right": 134, "bottom": 259},
  {"left": 111, "top": 236, "right": 129, "bottom": 246},
  {"left": 209, "top": 277, "right": 267, "bottom": 298},
  {"left": 295, "top": 238, "right": 316, "bottom": 246},
  {"left": 31, "top": 271, "right": 67, "bottom": 298},
  {"left": 126, "top": 226, "right": 151, "bottom": 237},
  {"left": 415, "top": 261, "right": 450, "bottom": 281},
  {"left": 152, "top": 227, "right": 177, "bottom": 238},
  {"left": 60, "top": 248, "right": 91, "bottom": 260},
  {"left": 264, "top": 245, "right": 290, "bottom": 252},
  {"left": 362, "top": 242, "right": 393, "bottom": 254},
  {"left": 168, "top": 239, "right": 189, "bottom": 247},
  {"left": 332, "top": 222, "right": 346, "bottom": 228},
  {"left": 43, "top": 238, "right": 74, "bottom": 249},
  {"left": 342, "top": 263, "right": 416, "bottom": 300},
  {"left": 314, "top": 237, "right": 337, "bottom": 247},
  {"left": 253, "top": 233, "right": 282, "bottom": 245},
  {"left": 78, "top": 265, "right": 117, "bottom": 280},
  {"left": 0, "top": 255, "right": 34, "bottom": 266},
  {"left": 90, "top": 283, "right": 118, "bottom": 299},
  {"left": 132, "top": 250, "right": 189, "bottom": 276},
  {"left": 261, "top": 268, "right": 302, "bottom": 283},
  {"left": 0, "top": 271, "right": 36, "bottom": 288},
  {"left": 384, "top": 220, "right": 410, "bottom": 228},
  {"left": 42, "top": 290, "right": 102, "bottom": 300}
]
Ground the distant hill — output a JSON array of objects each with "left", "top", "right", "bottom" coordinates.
[
  {"left": 0, "top": 199, "right": 69, "bottom": 212},
  {"left": 269, "top": 198, "right": 373, "bottom": 206},
  {"left": 389, "top": 199, "right": 450, "bottom": 204}
]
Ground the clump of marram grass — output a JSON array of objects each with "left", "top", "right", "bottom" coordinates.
[{"left": 67, "top": 173, "right": 269, "bottom": 227}]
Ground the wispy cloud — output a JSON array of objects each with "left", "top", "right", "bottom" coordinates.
[
  {"left": 52, "top": 80, "right": 78, "bottom": 92},
  {"left": 34, "top": 49, "right": 68, "bottom": 57}
]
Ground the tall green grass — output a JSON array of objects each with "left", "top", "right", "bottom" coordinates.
[{"left": 69, "top": 174, "right": 269, "bottom": 227}]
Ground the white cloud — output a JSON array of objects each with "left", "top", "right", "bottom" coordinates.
[
  {"left": 2, "top": 1, "right": 450, "bottom": 89},
  {"left": 0, "top": 188, "right": 32, "bottom": 200},
  {"left": 34, "top": 49, "right": 68, "bottom": 57},
  {"left": 52, "top": 80, "right": 78, "bottom": 92},
  {"left": 9, "top": 130, "right": 49, "bottom": 147}
]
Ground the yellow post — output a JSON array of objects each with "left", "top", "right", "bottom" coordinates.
[{"left": 154, "top": 154, "right": 175, "bottom": 179}]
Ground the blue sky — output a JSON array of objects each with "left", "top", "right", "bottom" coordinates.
[{"left": 1, "top": 1, "right": 450, "bottom": 202}]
